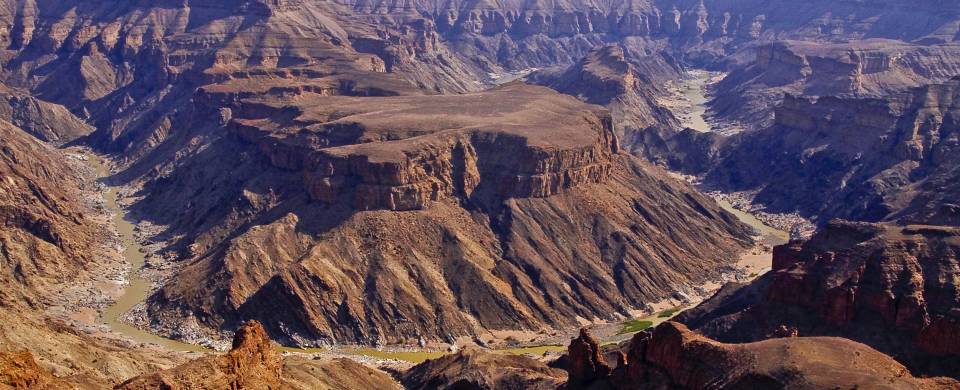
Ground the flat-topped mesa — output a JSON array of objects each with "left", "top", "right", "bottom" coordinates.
[{"left": 233, "top": 83, "right": 620, "bottom": 211}]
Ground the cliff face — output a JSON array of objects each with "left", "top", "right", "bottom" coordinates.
[
  {"left": 711, "top": 40, "right": 960, "bottom": 131},
  {"left": 687, "top": 77, "right": 960, "bottom": 226},
  {"left": 334, "top": 0, "right": 960, "bottom": 73},
  {"left": 678, "top": 220, "right": 960, "bottom": 378},
  {"left": 526, "top": 45, "right": 684, "bottom": 165},
  {"left": 564, "top": 323, "right": 958, "bottom": 389},
  {"left": 132, "top": 82, "right": 752, "bottom": 346},
  {"left": 0, "top": 120, "right": 97, "bottom": 308},
  {"left": 233, "top": 83, "right": 621, "bottom": 212}
]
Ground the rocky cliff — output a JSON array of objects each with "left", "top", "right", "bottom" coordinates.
[
  {"left": 565, "top": 323, "right": 958, "bottom": 389},
  {"left": 117, "top": 321, "right": 282, "bottom": 389},
  {"left": 130, "top": 82, "right": 752, "bottom": 346},
  {"left": 526, "top": 45, "right": 685, "bottom": 163},
  {"left": 711, "top": 40, "right": 960, "bottom": 131},
  {"left": 677, "top": 76, "right": 960, "bottom": 226},
  {"left": 234, "top": 83, "right": 620, "bottom": 211},
  {"left": 334, "top": 0, "right": 960, "bottom": 74},
  {"left": 678, "top": 220, "right": 960, "bottom": 378}
]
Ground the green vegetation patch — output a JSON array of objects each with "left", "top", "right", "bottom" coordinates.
[
  {"left": 618, "top": 319, "right": 654, "bottom": 335},
  {"left": 657, "top": 308, "right": 680, "bottom": 318}
]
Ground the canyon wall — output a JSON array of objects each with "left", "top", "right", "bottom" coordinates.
[
  {"left": 678, "top": 220, "right": 960, "bottom": 378},
  {"left": 130, "top": 82, "right": 752, "bottom": 345}
]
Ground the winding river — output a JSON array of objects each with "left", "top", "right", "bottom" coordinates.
[{"left": 89, "top": 155, "right": 206, "bottom": 352}]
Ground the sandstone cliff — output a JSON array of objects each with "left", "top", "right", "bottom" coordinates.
[{"left": 678, "top": 220, "right": 960, "bottom": 378}]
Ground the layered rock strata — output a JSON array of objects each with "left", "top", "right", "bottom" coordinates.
[
  {"left": 671, "top": 77, "right": 960, "bottom": 226},
  {"left": 712, "top": 40, "right": 960, "bottom": 131},
  {"left": 134, "top": 83, "right": 752, "bottom": 346},
  {"left": 233, "top": 82, "right": 619, "bottom": 211},
  {"left": 678, "top": 220, "right": 960, "bottom": 378},
  {"left": 565, "top": 323, "right": 958, "bottom": 389}
]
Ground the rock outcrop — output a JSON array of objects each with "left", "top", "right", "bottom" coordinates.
[
  {"left": 565, "top": 322, "right": 958, "bottom": 389},
  {"left": 678, "top": 220, "right": 960, "bottom": 378},
  {"left": 566, "top": 329, "right": 611, "bottom": 387},
  {"left": 402, "top": 348, "right": 566, "bottom": 390},
  {"left": 116, "top": 320, "right": 403, "bottom": 389},
  {"left": 117, "top": 321, "right": 282, "bottom": 389}
]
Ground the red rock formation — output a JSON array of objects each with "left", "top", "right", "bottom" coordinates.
[
  {"left": 679, "top": 220, "right": 960, "bottom": 378},
  {"left": 117, "top": 321, "right": 282, "bottom": 390},
  {"left": 566, "top": 322, "right": 958, "bottom": 389},
  {"left": 566, "top": 329, "right": 611, "bottom": 386}
]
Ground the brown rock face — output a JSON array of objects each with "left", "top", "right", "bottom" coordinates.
[
  {"left": 234, "top": 82, "right": 620, "bottom": 211},
  {"left": 684, "top": 76, "right": 960, "bottom": 226},
  {"left": 712, "top": 40, "right": 960, "bottom": 131},
  {"left": 117, "top": 321, "right": 281, "bottom": 390},
  {"left": 678, "top": 220, "right": 960, "bottom": 378},
  {"left": 137, "top": 85, "right": 751, "bottom": 346},
  {"left": 0, "top": 119, "right": 97, "bottom": 308},
  {"left": 525, "top": 45, "right": 685, "bottom": 165},
  {"left": 402, "top": 348, "right": 566, "bottom": 390},
  {"left": 566, "top": 322, "right": 958, "bottom": 389},
  {"left": 566, "top": 329, "right": 610, "bottom": 386},
  {"left": 0, "top": 350, "right": 73, "bottom": 390}
]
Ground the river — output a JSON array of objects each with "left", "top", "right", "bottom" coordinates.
[{"left": 88, "top": 154, "right": 206, "bottom": 352}]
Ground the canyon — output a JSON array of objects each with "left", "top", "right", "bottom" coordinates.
[{"left": 0, "top": 0, "right": 959, "bottom": 389}]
